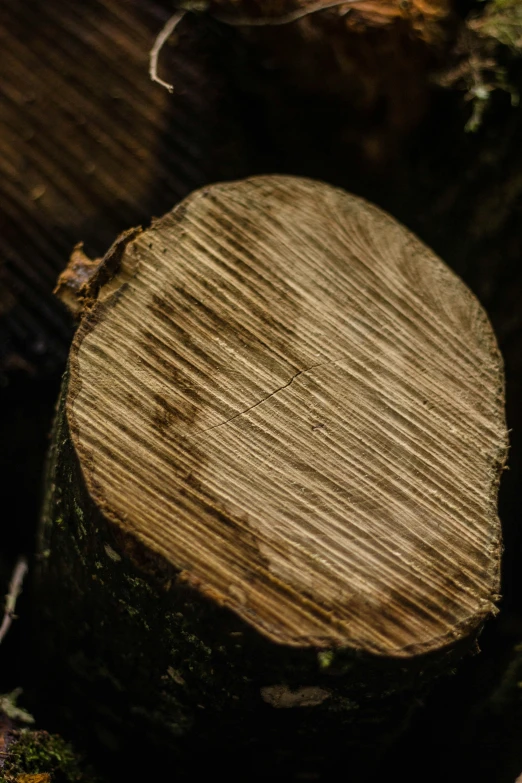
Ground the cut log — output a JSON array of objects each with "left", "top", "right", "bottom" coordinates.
[{"left": 38, "top": 175, "right": 507, "bottom": 770}]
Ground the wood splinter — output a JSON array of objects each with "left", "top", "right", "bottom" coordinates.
[{"left": 39, "top": 175, "right": 507, "bottom": 761}]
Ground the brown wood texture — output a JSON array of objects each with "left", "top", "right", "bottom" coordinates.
[
  {"left": 66, "top": 174, "right": 507, "bottom": 657},
  {"left": 0, "top": 0, "right": 251, "bottom": 381}
]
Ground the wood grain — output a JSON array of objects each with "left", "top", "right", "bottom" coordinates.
[
  {"left": 68, "top": 175, "right": 507, "bottom": 656},
  {"left": 0, "top": 0, "right": 250, "bottom": 379}
]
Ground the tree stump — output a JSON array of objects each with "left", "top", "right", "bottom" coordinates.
[{"left": 38, "top": 175, "right": 507, "bottom": 773}]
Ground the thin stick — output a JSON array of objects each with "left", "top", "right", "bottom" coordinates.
[
  {"left": 0, "top": 557, "right": 28, "bottom": 645},
  {"left": 213, "top": 0, "right": 359, "bottom": 27},
  {"left": 150, "top": 2, "right": 359, "bottom": 93},
  {"left": 149, "top": 10, "right": 186, "bottom": 93}
]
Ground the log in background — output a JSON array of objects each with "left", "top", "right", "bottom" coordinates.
[{"left": 1, "top": 0, "right": 522, "bottom": 781}]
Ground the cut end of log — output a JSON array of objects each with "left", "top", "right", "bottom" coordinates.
[{"left": 66, "top": 175, "right": 507, "bottom": 657}]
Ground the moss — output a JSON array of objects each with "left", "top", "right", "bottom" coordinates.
[
  {"left": 317, "top": 650, "right": 334, "bottom": 670},
  {"left": 432, "top": 0, "right": 522, "bottom": 132},
  {"left": 464, "top": 0, "right": 522, "bottom": 130},
  {"left": 0, "top": 691, "right": 34, "bottom": 726},
  {"left": 0, "top": 731, "right": 93, "bottom": 783},
  {"left": 476, "top": 0, "right": 522, "bottom": 51}
]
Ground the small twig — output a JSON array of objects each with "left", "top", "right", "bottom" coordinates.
[
  {"left": 149, "top": 10, "right": 186, "bottom": 93},
  {"left": 0, "top": 557, "right": 28, "bottom": 645},
  {"left": 150, "top": 1, "right": 359, "bottom": 92},
  {"left": 214, "top": 0, "right": 358, "bottom": 27}
]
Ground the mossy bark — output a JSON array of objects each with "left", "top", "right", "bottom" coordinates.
[
  {"left": 0, "top": 723, "right": 95, "bottom": 783},
  {"left": 34, "top": 374, "right": 484, "bottom": 780}
]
